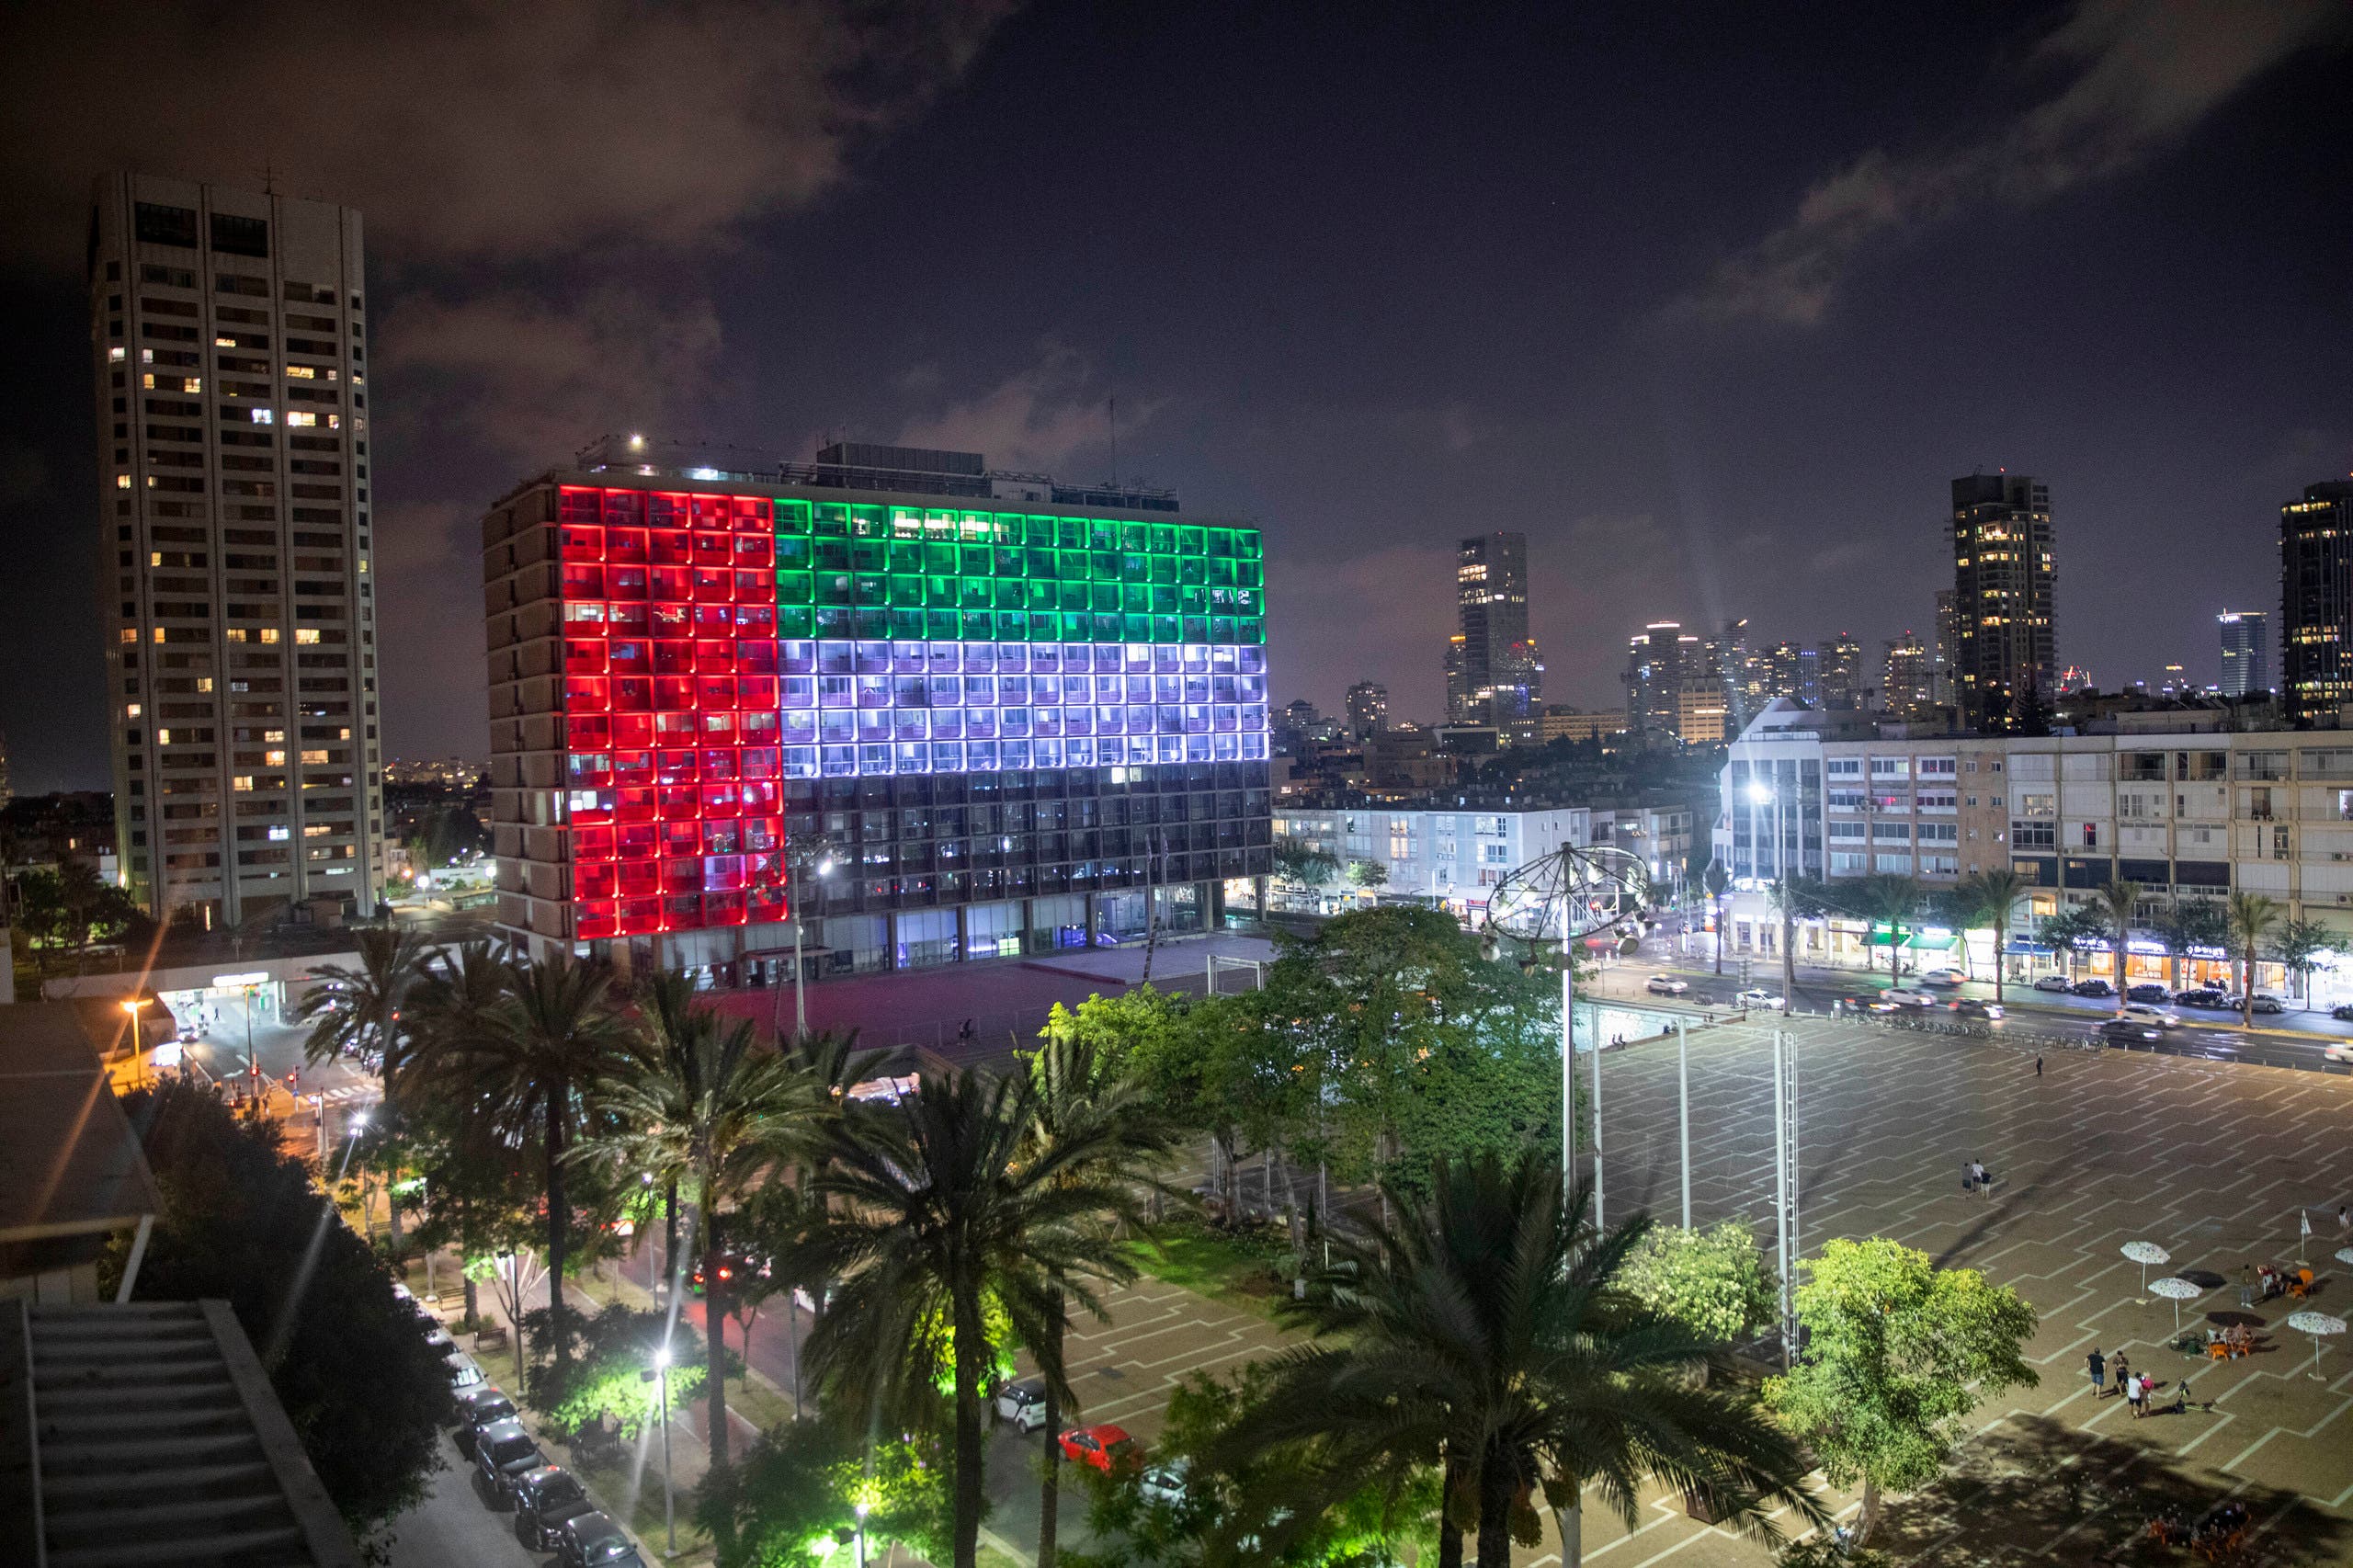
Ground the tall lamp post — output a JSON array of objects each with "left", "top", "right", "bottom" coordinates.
[
  {"left": 652, "top": 1346, "right": 675, "bottom": 1552},
  {"left": 119, "top": 997, "right": 148, "bottom": 1085},
  {"left": 770, "top": 840, "right": 841, "bottom": 1041}
]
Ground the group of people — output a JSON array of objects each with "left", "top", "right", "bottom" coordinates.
[
  {"left": 2086, "top": 1347, "right": 2180, "bottom": 1418},
  {"left": 1961, "top": 1158, "right": 1994, "bottom": 1196}
]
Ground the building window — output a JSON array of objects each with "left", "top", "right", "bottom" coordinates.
[{"left": 134, "top": 202, "right": 198, "bottom": 247}]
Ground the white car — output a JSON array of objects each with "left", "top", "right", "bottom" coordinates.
[
  {"left": 1140, "top": 1458, "right": 1189, "bottom": 1508},
  {"left": 2119, "top": 1003, "right": 2180, "bottom": 1029},
  {"left": 995, "top": 1376, "right": 1049, "bottom": 1433},
  {"left": 1918, "top": 969, "right": 1969, "bottom": 988},
  {"left": 1644, "top": 975, "right": 1690, "bottom": 996},
  {"left": 444, "top": 1350, "right": 486, "bottom": 1392},
  {"left": 1735, "top": 988, "right": 1785, "bottom": 1010},
  {"left": 1880, "top": 988, "right": 1939, "bottom": 1009},
  {"left": 2324, "top": 1042, "right": 2353, "bottom": 1066}
]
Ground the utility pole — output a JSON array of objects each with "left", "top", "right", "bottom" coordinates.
[
  {"left": 1677, "top": 1017, "right": 1690, "bottom": 1229},
  {"left": 1590, "top": 1014, "right": 1604, "bottom": 1229}
]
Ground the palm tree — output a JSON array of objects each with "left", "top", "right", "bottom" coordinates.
[
  {"left": 2092, "top": 880, "right": 2141, "bottom": 1014},
  {"left": 1224, "top": 1155, "right": 1822, "bottom": 1568},
  {"left": 1961, "top": 869, "right": 2031, "bottom": 1006},
  {"left": 402, "top": 939, "right": 513, "bottom": 1320},
  {"left": 573, "top": 972, "right": 816, "bottom": 1477},
  {"left": 1852, "top": 874, "right": 1921, "bottom": 983},
  {"left": 1017, "top": 1034, "right": 1173, "bottom": 1568},
  {"left": 433, "top": 953, "right": 632, "bottom": 1374},
  {"left": 296, "top": 924, "right": 429, "bottom": 1245},
  {"left": 2227, "top": 891, "right": 2283, "bottom": 1028},
  {"left": 1701, "top": 859, "right": 1731, "bottom": 976},
  {"left": 792, "top": 1067, "right": 1158, "bottom": 1568}
]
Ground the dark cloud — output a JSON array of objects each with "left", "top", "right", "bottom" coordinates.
[{"left": 1672, "top": 0, "right": 2347, "bottom": 325}]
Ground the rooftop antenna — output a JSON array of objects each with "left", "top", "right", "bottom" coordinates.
[{"left": 1108, "top": 395, "right": 1118, "bottom": 490}]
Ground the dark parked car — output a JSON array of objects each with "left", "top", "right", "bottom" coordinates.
[
  {"left": 2071, "top": 978, "right": 2116, "bottom": 998},
  {"left": 454, "top": 1388, "right": 517, "bottom": 1459},
  {"left": 2174, "top": 988, "right": 2229, "bottom": 1009},
  {"left": 514, "top": 1465, "right": 600, "bottom": 1550},
  {"left": 556, "top": 1510, "right": 645, "bottom": 1568},
  {"left": 2097, "top": 1018, "right": 2162, "bottom": 1043},
  {"left": 2331, "top": 1003, "right": 2353, "bottom": 1022},
  {"left": 2126, "top": 983, "right": 2170, "bottom": 1004},
  {"left": 688, "top": 1250, "right": 772, "bottom": 1298},
  {"left": 472, "top": 1418, "right": 546, "bottom": 1508},
  {"left": 1950, "top": 998, "right": 2005, "bottom": 1021}
]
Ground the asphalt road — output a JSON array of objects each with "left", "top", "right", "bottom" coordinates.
[{"left": 1584, "top": 939, "right": 2353, "bottom": 1073}]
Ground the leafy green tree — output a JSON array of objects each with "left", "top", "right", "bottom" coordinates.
[
  {"left": 572, "top": 972, "right": 826, "bottom": 1479},
  {"left": 1346, "top": 858, "right": 1390, "bottom": 892},
  {"left": 2033, "top": 906, "right": 2102, "bottom": 982},
  {"left": 2091, "top": 880, "right": 2141, "bottom": 1009},
  {"left": 1017, "top": 1032, "right": 1175, "bottom": 1568},
  {"left": 1958, "top": 868, "right": 2034, "bottom": 1005},
  {"left": 526, "top": 1303, "right": 711, "bottom": 1442},
  {"left": 791, "top": 1068, "right": 1159, "bottom": 1568},
  {"left": 427, "top": 952, "right": 634, "bottom": 1376},
  {"left": 2152, "top": 897, "right": 2229, "bottom": 993},
  {"left": 1062, "top": 1366, "right": 1438, "bottom": 1568},
  {"left": 114, "top": 1082, "right": 449, "bottom": 1542},
  {"left": 699, "top": 1416, "right": 956, "bottom": 1568},
  {"left": 1764, "top": 1237, "right": 2038, "bottom": 1547},
  {"left": 2227, "top": 891, "right": 2284, "bottom": 1026},
  {"left": 1619, "top": 1221, "right": 1774, "bottom": 1347},
  {"left": 2271, "top": 916, "right": 2337, "bottom": 1007},
  {"left": 296, "top": 925, "right": 430, "bottom": 1248},
  {"left": 1768, "top": 878, "right": 1832, "bottom": 1001},
  {"left": 1274, "top": 836, "right": 1342, "bottom": 890},
  {"left": 401, "top": 938, "right": 514, "bottom": 1321},
  {"left": 1226, "top": 1155, "right": 1823, "bottom": 1568}
]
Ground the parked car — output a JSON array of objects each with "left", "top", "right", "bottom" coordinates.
[
  {"left": 2125, "top": 983, "right": 2171, "bottom": 1004},
  {"left": 995, "top": 1375, "right": 1049, "bottom": 1434},
  {"left": 1644, "top": 975, "right": 1690, "bottom": 996},
  {"left": 2330, "top": 1004, "right": 2353, "bottom": 1023},
  {"left": 2223, "top": 993, "right": 2286, "bottom": 1015},
  {"left": 454, "top": 1389, "right": 517, "bottom": 1459},
  {"left": 513, "top": 1465, "right": 600, "bottom": 1550},
  {"left": 556, "top": 1511, "right": 645, "bottom": 1568},
  {"left": 1950, "top": 998, "right": 2005, "bottom": 1021},
  {"left": 1880, "top": 988, "right": 1939, "bottom": 1008},
  {"left": 2032, "top": 975, "right": 2073, "bottom": 993},
  {"left": 2120, "top": 1003, "right": 2180, "bottom": 1029},
  {"left": 2070, "top": 978, "right": 2116, "bottom": 998},
  {"left": 1734, "top": 988, "right": 1785, "bottom": 1010},
  {"left": 1918, "top": 969, "right": 1969, "bottom": 988},
  {"left": 1058, "top": 1424, "right": 1142, "bottom": 1473},
  {"left": 445, "top": 1349, "right": 486, "bottom": 1392},
  {"left": 1140, "top": 1457, "right": 1190, "bottom": 1508},
  {"left": 2175, "top": 987, "right": 2230, "bottom": 1008},
  {"left": 472, "top": 1419, "right": 547, "bottom": 1508},
  {"left": 2097, "top": 1018, "right": 2162, "bottom": 1043}
]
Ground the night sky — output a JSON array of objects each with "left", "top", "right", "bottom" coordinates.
[{"left": 1, "top": 1, "right": 2347, "bottom": 792}]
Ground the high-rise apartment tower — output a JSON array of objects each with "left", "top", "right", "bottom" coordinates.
[
  {"left": 1446, "top": 533, "right": 1541, "bottom": 724},
  {"left": 2281, "top": 482, "right": 2353, "bottom": 725},
  {"left": 1343, "top": 680, "right": 1388, "bottom": 738},
  {"left": 89, "top": 175, "right": 383, "bottom": 924},
  {"left": 2216, "top": 610, "right": 2269, "bottom": 699},
  {"left": 1949, "top": 473, "right": 2055, "bottom": 733}
]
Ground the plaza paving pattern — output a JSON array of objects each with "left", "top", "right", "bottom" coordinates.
[{"left": 1040, "top": 1017, "right": 2353, "bottom": 1566}]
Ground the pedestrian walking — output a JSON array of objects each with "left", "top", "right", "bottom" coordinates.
[
  {"left": 1961, "top": 1161, "right": 1975, "bottom": 1195},
  {"left": 2239, "top": 1261, "right": 2256, "bottom": 1312},
  {"left": 2338, "top": 1202, "right": 2349, "bottom": 1234},
  {"left": 2174, "top": 1377, "right": 2192, "bottom": 1415},
  {"left": 2035, "top": 1055, "right": 2043, "bottom": 1077},
  {"left": 2127, "top": 1374, "right": 2145, "bottom": 1420},
  {"left": 2086, "top": 1346, "right": 2107, "bottom": 1398},
  {"left": 2112, "top": 1352, "right": 2131, "bottom": 1402}
]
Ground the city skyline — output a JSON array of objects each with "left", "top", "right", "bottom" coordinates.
[{"left": 1, "top": 4, "right": 2349, "bottom": 790}]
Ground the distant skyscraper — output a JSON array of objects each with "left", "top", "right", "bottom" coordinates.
[
  {"left": 1707, "top": 618, "right": 1753, "bottom": 729},
  {"left": 1817, "top": 634, "right": 1863, "bottom": 710},
  {"left": 2217, "top": 609, "right": 2270, "bottom": 699},
  {"left": 1623, "top": 621, "right": 1698, "bottom": 738},
  {"left": 1931, "top": 589, "right": 1959, "bottom": 707},
  {"left": 90, "top": 174, "right": 383, "bottom": 925},
  {"left": 1882, "top": 633, "right": 1933, "bottom": 720},
  {"left": 2282, "top": 482, "right": 2353, "bottom": 724},
  {"left": 1447, "top": 533, "right": 1542, "bottom": 723},
  {"left": 1949, "top": 473, "right": 2055, "bottom": 733},
  {"left": 1343, "top": 680, "right": 1389, "bottom": 738},
  {"left": 1753, "top": 641, "right": 1806, "bottom": 706}
]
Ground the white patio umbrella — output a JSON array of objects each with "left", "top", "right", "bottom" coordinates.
[
  {"left": 2151, "top": 1275, "right": 2200, "bottom": 1333},
  {"left": 2122, "top": 1241, "right": 2172, "bottom": 1301},
  {"left": 2287, "top": 1311, "right": 2345, "bottom": 1381},
  {"left": 2336, "top": 1246, "right": 2353, "bottom": 1269}
]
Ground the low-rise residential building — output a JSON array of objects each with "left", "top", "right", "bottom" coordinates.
[
  {"left": 1274, "top": 802, "right": 1590, "bottom": 913},
  {"left": 1712, "top": 699, "right": 2353, "bottom": 998}
]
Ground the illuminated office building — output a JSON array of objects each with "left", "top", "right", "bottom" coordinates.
[
  {"left": 2283, "top": 482, "right": 2353, "bottom": 725},
  {"left": 483, "top": 441, "right": 1273, "bottom": 973},
  {"left": 1949, "top": 473, "right": 2055, "bottom": 733}
]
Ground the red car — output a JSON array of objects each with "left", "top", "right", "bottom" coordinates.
[{"left": 1058, "top": 1424, "right": 1142, "bottom": 1473}]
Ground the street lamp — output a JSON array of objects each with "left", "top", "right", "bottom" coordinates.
[
  {"left": 653, "top": 1346, "right": 675, "bottom": 1552},
  {"left": 119, "top": 997, "right": 147, "bottom": 1085},
  {"left": 772, "top": 841, "right": 842, "bottom": 1040},
  {"left": 854, "top": 1500, "right": 870, "bottom": 1568}
]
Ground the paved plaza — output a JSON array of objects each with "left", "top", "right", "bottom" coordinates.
[{"left": 1004, "top": 1017, "right": 2353, "bottom": 1566}]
